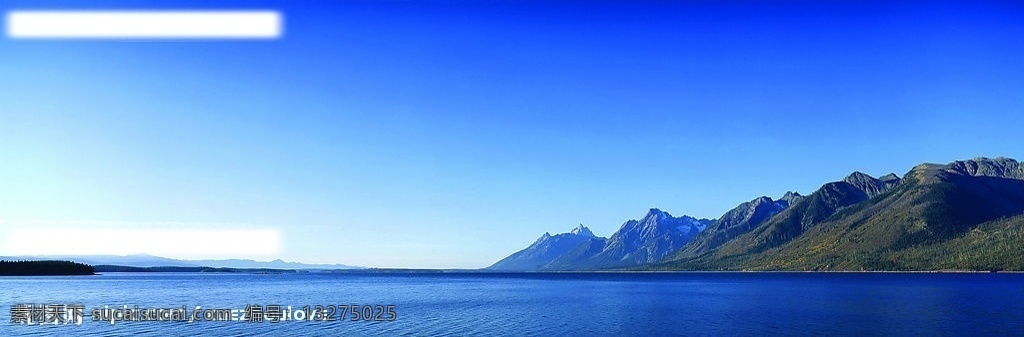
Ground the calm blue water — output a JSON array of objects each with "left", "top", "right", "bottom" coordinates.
[{"left": 1, "top": 272, "right": 1022, "bottom": 336}]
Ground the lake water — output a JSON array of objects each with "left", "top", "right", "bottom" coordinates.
[{"left": 1, "top": 272, "right": 1022, "bottom": 336}]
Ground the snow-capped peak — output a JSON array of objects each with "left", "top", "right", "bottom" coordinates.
[{"left": 570, "top": 224, "right": 595, "bottom": 237}]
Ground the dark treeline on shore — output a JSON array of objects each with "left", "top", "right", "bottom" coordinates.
[{"left": 0, "top": 260, "right": 95, "bottom": 276}]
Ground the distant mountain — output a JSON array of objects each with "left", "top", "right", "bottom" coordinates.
[
  {"left": 662, "top": 157, "right": 1024, "bottom": 271},
  {"left": 779, "top": 191, "right": 805, "bottom": 205},
  {"left": 0, "top": 254, "right": 362, "bottom": 270},
  {"left": 843, "top": 171, "right": 893, "bottom": 197},
  {"left": 489, "top": 209, "right": 713, "bottom": 271},
  {"left": 190, "top": 258, "right": 361, "bottom": 270},
  {"left": 488, "top": 224, "right": 601, "bottom": 271},
  {"left": 945, "top": 156, "right": 1024, "bottom": 180},
  {"left": 584, "top": 209, "right": 713, "bottom": 268},
  {"left": 543, "top": 236, "right": 608, "bottom": 270},
  {"left": 676, "top": 193, "right": 803, "bottom": 259},
  {"left": 879, "top": 173, "right": 902, "bottom": 189}
]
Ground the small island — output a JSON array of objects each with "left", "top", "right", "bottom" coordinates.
[{"left": 0, "top": 260, "right": 95, "bottom": 276}]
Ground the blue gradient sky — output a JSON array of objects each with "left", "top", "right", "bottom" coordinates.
[{"left": 2, "top": 1, "right": 1023, "bottom": 268}]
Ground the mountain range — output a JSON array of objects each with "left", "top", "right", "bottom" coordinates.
[
  {"left": 490, "top": 209, "right": 713, "bottom": 270},
  {"left": 489, "top": 157, "right": 1024, "bottom": 271}
]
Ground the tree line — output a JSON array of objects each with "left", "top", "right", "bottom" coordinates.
[{"left": 0, "top": 260, "right": 95, "bottom": 275}]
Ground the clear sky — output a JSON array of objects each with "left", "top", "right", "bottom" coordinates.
[{"left": 1, "top": 1, "right": 1023, "bottom": 268}]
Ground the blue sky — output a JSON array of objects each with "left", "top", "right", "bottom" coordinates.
[{"left": 1, "top": 1, "right": 1023, "bottom": 268}]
